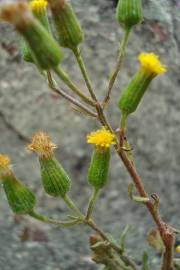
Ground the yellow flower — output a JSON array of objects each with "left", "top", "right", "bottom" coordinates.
[
  {"left": 87, "top": 127, "right": 115, "bottom": 149},
  {"left": 27, "top": 131, "right": 57, "bottom": 157},
  {"left": 0, "top": 154, "right": 10, "bottom": 170},
  {"left": 138, "top": 52, "right": 166, "bottom": 76},
  {"left": 176, "top": 245, "right": 180, "bottom": 253},
  {"left": 30, "top": 0, "right": 48, "bottom": 13}
]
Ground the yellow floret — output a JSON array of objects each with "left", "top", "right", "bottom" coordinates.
[
  {"left": 87, "top": 127, "right": 115, "bottom": 149},
  {"left": 176, "top": 245, "right": 180, "bottom": 253},
  {"left": 0, "top": 154, "right": 10, "bottom": 170},
  {"left": 138, "top": 52, "right": 166, "bottom": 75},
  {"left": 30, "top": 0, "right": 48, "bottom": 13},
  {"left": 27, "top": 131, "right": 57, "bottom": 156}
]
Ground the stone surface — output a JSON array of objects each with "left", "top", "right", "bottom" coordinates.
[{"left": 0, "top": 0, "right": 180, "bottom": 269}]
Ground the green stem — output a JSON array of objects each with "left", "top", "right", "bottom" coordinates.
[
  {"left": 120, "top": 112, "right": 127, "bottom": 130},
  {"left": 72, "top": 47, "right": 98, "bottom": 102},
  {"left": 46, "top": 71, "right": 97, "bottom": 118},
  {"left": 86, "top": 187, "right": 99, "bottom": 220},
  {"left": 29, "top": 210, "right": 81, "bottom": 227},
  {"left": 63, "top": 194, "right": 84, "bottom": 218},
  {"left": 103, "top": 27, "right": 131, "bottom": 108},
  {"left": 54, "top": 66, "right": 95, "bottom": 107}
]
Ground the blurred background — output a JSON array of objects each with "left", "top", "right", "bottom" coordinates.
[{"left": 0, "top": 0, "right": 180, "bottom": 269}]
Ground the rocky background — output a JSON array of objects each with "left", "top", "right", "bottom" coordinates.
[{"left": 0, "top": 0, "right": 180, "bottom": 269}]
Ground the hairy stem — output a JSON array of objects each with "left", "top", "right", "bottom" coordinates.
[
  {"left": 72, "top": 47, "right": 98, "bottom": 102},
  {"left": 54, "top": 66, "right": 95, "bottom": 107},
  {"left": 86, "top": 187, "right": 100, "bottom": 220},
  {"left": 47, "top": 71, "right": 97, "bottom": 117},
  {"left": 29, "top": 210, "right": 82, "bottom": 227},
  {"left": 63, "top": 194, "right": 84, "bottom": 218},
  {"left": 103, "top": 28, "right": 130, "bottom": 108},
  {"left": 161, "top": 230, "right": 175, "bottom": 270}
]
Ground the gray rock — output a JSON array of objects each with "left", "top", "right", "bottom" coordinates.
[{"left": 0, "top": 0, "right": 179, "bottom": 269}]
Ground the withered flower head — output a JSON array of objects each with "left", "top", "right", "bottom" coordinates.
[
  {"left": 0, "top": 3, "right": 33, "bottom": 31},
  {"left": 27, "top": 131, "right": 57, "bottom": 158},
  {"left": 47, "top": 0, "right": 65, "bottom": 11}
]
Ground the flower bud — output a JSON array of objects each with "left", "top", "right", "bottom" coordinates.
[
  {"left": 116, "top": 0, "right": 143, "bottom": 29},
  {"left": 0, "top": 3, "right": 63, "bottom": 70},
  {"left": 21, "top": 0, "right": 50, "bottom": 64},
  {"left": 48, "top": 0, "right": 84, "bottom": 49},
  {"left": 87, "top": 128, "right": 115, "bottom": 189},
  {"left": 20, "top": 38, "right": 34, "bottom": 63},
  {"left": 0, "top": 154, "right": 36, "bottom": 215},
  {"left": 27, "top": 132, "right": 71, "bottom": 197},
  {"left": 30, "top": 0, "right": 50, "bottom": 31},
  {"left": 118, "top": 52, "right": 166, "bottom": 115}
]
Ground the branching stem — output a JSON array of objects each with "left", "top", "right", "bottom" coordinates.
[
  {"left": 47, "top": 71, "right": 97, "bottom": 117},
  {"left": 103, "top": 28, "right": 131, "bottom": 108},
  {"left": 29, "top": 210, "right": 82, "bottom": 227},
  {"left": 54, "top": 66, "right": 95, "bottom": 107},
  {"left": 63, "top": 194, "right": 84, "bottom": 218},
  {"left": 72, "top": 47, "right": 98, "bottom": 102}
]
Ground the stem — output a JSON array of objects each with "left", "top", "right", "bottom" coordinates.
[
  {"left": 63, "top": 194, "right": 84, "bottom": 218},
  {"left": 117, "top": 147, "right": 163, "bottom": 229},
  {"left": 103, "top": 28, "right": 131, "bottom": 108},
  {"left": 86, "top": 220, "right": 138, "bottom": 270},
  {"left": 86, "top": 187, "right": 99, "bottom": 220},
  {"left": 47, "top": 75, "right": 97, "bottom": 118},
  {"left": 161, "top": 231, "right": 175, "bottom": 270},
  {"left": 120, "top": 112, "right": 127, "bottom": 130},
  {"left": 95, "top": 102, "right": 114, "bottom": 133},
  {"left": 86, "top": 219, "right": 122, "bottom": 253},
  {"left": 29, "top": 210, "right": 81, "bottom": 227},
  {"left": 72, "top": 47, "right": 98, "bottom": 102},
  {"left": 54, "top": 66, "right": 95, "bottom": 107}
]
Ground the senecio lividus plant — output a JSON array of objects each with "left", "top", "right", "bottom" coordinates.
[{"left": 0, "top": 0, "right": 179, "bottom": 269}]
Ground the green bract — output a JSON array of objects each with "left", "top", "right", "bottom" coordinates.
[
  {"left": 118, "top": 70, "right": 154, "bottom": 115},
  {"left": 40, "top": 156, "right": 71, "bottom": 197},
  {"left": 88, "top": 148, "right": 110, "bottom": 189},
  {"left": 22, "top": 19, "right": 63, "bottom": 70},
  {"left": 116, "top": 0, "right": 143, "bottom": 29},
  {"left": 49, "top": 0, "right": 84, "bottom": 49},
  {"left": 3, "top": 175, "right": 36, "bottom": 215}
]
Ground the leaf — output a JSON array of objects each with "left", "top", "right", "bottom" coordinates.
[
  {"left": 147, "top": 228, "right": 164, "bottom": 253},
  {"left": 119, "top": 224, "right": 130, "bottom": 251},
  {"left": 141, "top": 251, "right": 149, "bottom": 270}
]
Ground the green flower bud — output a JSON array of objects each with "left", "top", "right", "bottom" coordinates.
[
  {"left": 30, "top": 0, "right": 50, "bottom": 32},
  {"left": 118, "top": 53, "right": 167, "bottom": 115},
  {"left": 39, "top": 156, "right": 71, "bottom": 197},
  {"left": 116, "top": 0, "right": 143, "bottom": 29},
  {"left": 27, "top": 132, "right": 71, "bottom": 197},
  {"left": 48, "top": 0, "right": 84, "bottom": 49},
  {"left": 20, "top": 38, "right": 34, "bottom": 63},
  {"left": 87, "top": 128, "right": 115, "bottom": 189},
  {"left": 88, "top": 148, "right": 110, "bottom": 189},
  {"left": 0, "top": 155, "right": 36, "bottom": 215},
  {"left": 0, "top": 3, "right": 63, "bottom": 70},
  {"left": 20, "top": 0, "right": 51, "bottom": 64}
]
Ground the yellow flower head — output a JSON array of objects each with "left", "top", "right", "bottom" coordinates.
[
  {"left": 138, "top": 52, "right": 167, "bottom": 76},
  {"left": 30, "top": 0, "right": 48, "bottom": 13},
  {"left": 27, "top": 131, "right": 57, "bottom": 157},
  {"left": 87, "top": 127, "right": 115, "bottom": 149},
  {"left": 0, "top": 154, "right": 10, "bottom": 170},
  {"left": 176, "top": 245, "right": 180, "bottom": 253}
]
